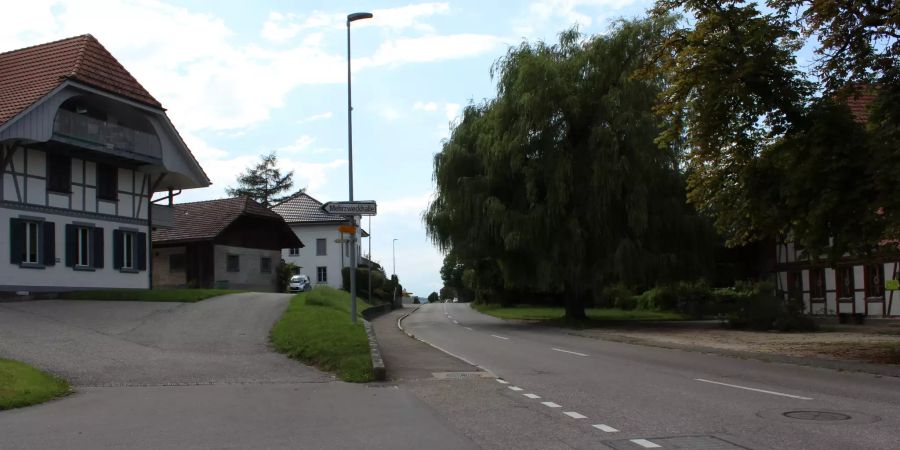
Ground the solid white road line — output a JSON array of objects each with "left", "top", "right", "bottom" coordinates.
[
  {"left": 695, "top": 378, "right": 813, "bottom": 400},
  {"left": 563, "top": 412, "right": 587, "bottom": 419},
  {"left": 541, "top": 402, "right": 561, "bottom": 408},
  {"left": 496, "top": 379, "right": 509, "bottom": 384},
  {"left": 592, "top": 424, "right": 619, "bottom": 433},
  {"left": 508, "top": 386, "right": 524, "bottom": 391},
  {"left": 552, "top": 348, "right": 589, "bottom": 357},
  {"left": 523, "top": 393, "right": 541, "bottom": 399},
  {"left": 631, "top": 439, "right": 661, "bottom": 448},
  {"left": 491, "top": 334, "right": 510, "bottom": 340}
]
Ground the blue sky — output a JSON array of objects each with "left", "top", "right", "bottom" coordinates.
[{"left": 2, "top": 0, "right": 656, "bottom": 297}]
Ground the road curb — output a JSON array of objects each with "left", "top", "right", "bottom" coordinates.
[
  {"left": 363, "top": 319, "right": 386, "bottom": 381},
  {"left": 397, "top": 305, "right": 496, "bottom": 377}
]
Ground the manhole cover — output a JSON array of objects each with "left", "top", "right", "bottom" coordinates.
[{"left": 784, "top": 411, "right": 852, "bottom": 421}]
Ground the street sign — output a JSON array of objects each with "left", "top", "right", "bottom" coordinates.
[
  {"left": 321, "top": 201, "right": 377, "bottom": 216},
  {"left": 334, "top": 238, "right": 349, "bottom": 243},
  {"left": 886, "top": 279, "right": 899, "bottom": 291},
  {"left": 338, "top": 224, "right": 357, "bottom": 234}
]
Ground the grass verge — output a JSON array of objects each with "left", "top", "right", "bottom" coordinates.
[
  {"left": 0, "top": 359, "right": 70, "bottom": 410},
  {"left": 472, "top": 303, "right": 687, "bottom": 324},
  {"left": 270, "top": 287, "right": 374, "bottom": 382},
  {"left": 61, "top": 289, "right": 242, "bottom": 302}
]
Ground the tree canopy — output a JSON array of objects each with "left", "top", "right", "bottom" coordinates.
[
  {"left": 226, "top": 152, "right": 303, "bottom": 207},
  {"left": 425, "top": 17, "right": 717, "bottom": 320}
]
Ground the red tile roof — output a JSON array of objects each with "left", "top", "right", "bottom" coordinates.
[
  {"left": 844, "top": 90, "right": 878, "bottom": 124},
  {"left": 153, "top": 196, "right": 302, "bottom": 247},
  {"left": 0, "top": 34, "right": 161, "bottom": 127}
]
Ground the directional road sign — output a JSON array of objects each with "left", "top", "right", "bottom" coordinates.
[
  {"left": 321, "top": 201, "right": 377, "bottom": 216},
  {"left": 338, "top": 224, "right": 358, "bottom": 234}
]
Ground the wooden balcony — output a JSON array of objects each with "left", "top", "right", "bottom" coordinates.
[{"left": 53, "top": 109, "right": 162, "bottom": 161}]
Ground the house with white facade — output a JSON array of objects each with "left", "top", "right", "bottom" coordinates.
[
  {"left": 0, "top": 35, "right": 209, "bottom": 293},
  {"left": 271, "top": 193, "right": 367, "bottom": 289}
]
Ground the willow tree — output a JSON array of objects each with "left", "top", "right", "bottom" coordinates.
[{"left": 426, "top": 17, "right": 716, "bottom": 321}]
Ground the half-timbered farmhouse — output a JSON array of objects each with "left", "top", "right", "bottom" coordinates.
[{"left": 0, "top": 35, "right": 209, "bottom": 293}]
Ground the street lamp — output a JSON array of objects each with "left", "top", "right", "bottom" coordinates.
[
  {"left": 347, "top": 10, "right": 373, "bottom": 324},
  {"left": 392, "top": 238, "right": 398, "bottom": 276}
]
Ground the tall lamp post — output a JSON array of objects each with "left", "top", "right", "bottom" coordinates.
[
  {"left": 347, "top": 11, "right": 373, "bottom": 324},
  {"left": 392, "top": 238, "right": 398, "bottom": 276}
]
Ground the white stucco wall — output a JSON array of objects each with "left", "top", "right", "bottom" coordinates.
[
  {"left": 280, "top": 223, "right": 362, "bottom": 290},
  {"left": 213, "top": 244, "right": 280, "bottom": 292},
  {"left": 0, "top": 208, "right": 149, "bottom": 291}
]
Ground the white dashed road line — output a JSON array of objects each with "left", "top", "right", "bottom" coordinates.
[
  {"left": 508, "top": 386, "right": 523, "bottom": 391},
  {"left": 496, "top": 379, "right": 508, "bottom": 384},
  {"left": 552, "top": 348, "right": 589, "bottom": 357},
  {"left": 464, "top": 327, "right": 473, "bottom": 331},
  {"left": 631, "top": 439, "right": 661, "bottom": 448},
  {"left": 541, "top": 402, "right": 561, "bottom": 408},
  {"left": 453, "top": 320, "right": 459, "bottom": 324},
  {"left": 491, "top": 334, "right": 510, "bottom": 340},
  {"left": 695, "top": 378, "right": 813, "bottom": 400},
  {"left": 523, "top": 393, "right": 541, "bottom": 399},
  {"left": 563, "top": 411, "right": 587, "bottom": 419},
  {"left": 592, "top": 424, "right": 619, "bottom": 433}
]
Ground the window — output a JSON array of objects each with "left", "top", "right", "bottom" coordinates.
[
  {"left": 289, "top": 247, "right": 300, "bottom": 256},
  {"left": 316, "top": 238, "right": 326, "bottom": 256},
  {"left": 47, "top": 154, "right": 71, "bottom": 193},
  {"left": 260, "top": 257, "right": 272, "bottom": 273},
  {"left": 865, "top": 264, "right": 885, "bottom": 299},
  {"left": 786, "top": 271, "right": 802, "bottom": 301},
  {"left": 169, "top": 253, "right": 185, "bottom": 273},
  {"left": 317, "top": 266, "right": 327, "bottom": 283},
  {"left": 9, "top": 218, "right": 55, "bottom": 267},
  {"left": 113, "top": 230, "right": 146, "bottom": 272},
  {"left": 66, "top": 225, "right": 104, "bottom": 269},
  {"left": 809, "top": 268, "right": 826, "bottom": 300},
  {"left": 97, "top": 164, "right": 118, "bottom": 200},
  {"left": 226, "top": 254, "right": 240, "bottom": 272},
  {"left": 837, "top": 266, "right": 855, "bottom": 299}
]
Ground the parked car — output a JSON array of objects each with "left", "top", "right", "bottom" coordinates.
[{"left": 288, "top": 274, "right": 311, "bottom": 292}]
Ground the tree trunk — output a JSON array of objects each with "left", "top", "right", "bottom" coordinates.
[{"left": 564, "top": 287, "right": 587, "bottom": 322}]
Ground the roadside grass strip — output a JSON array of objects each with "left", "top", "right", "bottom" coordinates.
[
  {"left": 593, "top": 424, "right": 619, "bottom": 433},
  {"left": 473, "top": 304, "right": 686, "bottom": 324},
  {"left": 631, "top": 439, "right": 662, "bottom": 448},
  {"left": 0, "top": 358, "right": 70, "bottom": 410},
  {"left": 61, "top": 288, "right": 242, "bottom": 302},
  {"left": 271, "top": 287, "right": 374, "bottom": 382}
]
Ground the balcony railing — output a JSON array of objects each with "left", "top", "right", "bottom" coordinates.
[{"left": 53, "top": 109, "right": 162, "bottom": 160}]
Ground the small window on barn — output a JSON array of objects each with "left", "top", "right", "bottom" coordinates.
[
  {"left": 47, "top": 154, "right": 72, "bottom": 193},
  {"left": 226, "top": 254, "right": 240, "bottom": 272},
  {"left": 865, "top": 264, "right": 885, "bottom": 299},
  {"left": 809, "top": 268, "right": 826, "bottom": 300},
  {"left": 97, "top": 164, "right": 118, "bottom": 200},
  {"left": 260, "top": 257, "right": 272, "bottom": 273},
  {"left": 169, "top": 253, "right": 185, "bottom": 273},
  {"left": 837, "top": 266, "right": 855, "bottom": 299}
]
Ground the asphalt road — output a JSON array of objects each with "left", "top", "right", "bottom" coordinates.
[
  {"left": 402, "top": 303, "right": 900, "bottom": 450},
  {"left": 0, "top": 294, "right": 477, "bottom": 450}
]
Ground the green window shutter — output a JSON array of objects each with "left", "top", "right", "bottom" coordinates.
[
  {"left": 136, "top": 232, "right": 147, "bottom": 271},
  {"left": 93, "top": 227, "right": 104, "bottom": 269},
  {"left": 113, "top": 230, "right": 123, "bottom": 269},
  {"left": 9, "top": 218, "right": 24, "bottom": 264},
  {"left": 42, "top": 222, "right": 55, "bottom": 266},
  {"left": 65, "top": 224, "right": 77, "bottom": 267}
]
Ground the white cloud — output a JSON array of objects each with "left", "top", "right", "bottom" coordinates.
[
  {"left": 358, "top": 34, "right": 505, "bottom": 68},
  {"left": 515, "top": 0, "right": 638, "bottom": 36},
  {"left": 379, "top": 192, "right": 433, "bottom": 218},
  {"left": 444, "top": 103, "right": 461, "bottom": 122},
  {"left": 379, "top": 106, "right": 401, "bottom": 121},
  {"left": 413, "top": 101, "right": 439, "bottom": 112},
  {"left": 368, "top": 3, "right": 450, "bottom": 32},
  {"left": 297, "top": 111, "right": 333, "bottom": 123},
  {"left": 276, "top": 135, "right": 315, "bottom": 154}
]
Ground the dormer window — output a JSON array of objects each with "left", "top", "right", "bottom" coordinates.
[{"left": 47, "top": 154, "right": 71, "bottom": 193}]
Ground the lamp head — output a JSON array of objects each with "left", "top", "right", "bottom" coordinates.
[{"left": 347, "top": 12, "right": 373, "bottom": 23}]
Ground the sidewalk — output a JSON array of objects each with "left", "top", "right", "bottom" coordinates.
[{"left": 371, "top": 306, "right": 478, "bottom": 381}]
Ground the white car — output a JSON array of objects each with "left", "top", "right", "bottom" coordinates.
[{"left": 288, "top": 274, "right": 311, "bottom": 292}]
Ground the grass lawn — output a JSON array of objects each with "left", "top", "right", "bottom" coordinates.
[
  {"left": 270, "top": 287, "right": 374, "bottom": 382},
  {"left": 473, "top": 304, "right": 687, "bottom": 324},
  {"left": 60, "top": 289, "right": 242, "bottom": 302},
  {"left": 0, "top": 359, "right": 70, "bottom": 410}
]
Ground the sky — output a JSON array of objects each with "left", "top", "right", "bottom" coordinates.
[{"left": 1, "top": 0, "right": 655, "bottom": 297}]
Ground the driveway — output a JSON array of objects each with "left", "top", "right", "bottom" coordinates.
[{"left": 0, "top": 294, "right": 477, "bottom": 450}]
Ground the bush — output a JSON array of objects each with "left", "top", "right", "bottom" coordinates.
[
  {"left": 341, "top": 267, "right": 388, "bottom": 302},
  {"left": 726, "top": 282, "right": 817, "bottom": 331},
  {"left": 595, "top": 283, "right": 633, "bottom": 309}
]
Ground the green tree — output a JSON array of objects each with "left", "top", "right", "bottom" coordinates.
[
  {"left": 426, "top": 17, "right": 716, "bottom": 321},
  {"left": 427, "top": 292, "right": 439, "bottom": 303},
  {"left": 226, "top": 152, "right": 303, "bottom": 207}
]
